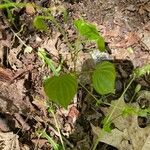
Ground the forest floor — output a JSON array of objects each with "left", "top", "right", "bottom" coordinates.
[{"left": 0, "top": 0, "right": 150, "bottom": 150}]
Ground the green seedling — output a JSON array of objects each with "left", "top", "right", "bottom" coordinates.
[
  {"left": 0, "top": 1, "right": 25, "bottom": 9},
  {"left": 92, "top": 64, "right": 150, "bottom": 150},
  {"left": 39, "top": 18, "right": 111, "bottom": 108},
  {"left": 2, "top": 2, "right": 150, "bottom": 150},
  {"left": 33, "top": 16, "right": 50, "bottom": 31},
  {"left": 40, "top": 130, "right": 61, "bottom": 150},
  {"left": 38, "top": 48, "right": 63, "bottom": 76},
  {"left": 48, "top": 107, "right": 65, "bottom": 150},
  {"left": 34, "top": 13, "right": 110, "bottom": 108},
  {"left": 74, "top": 19, "right": 105, "bottom": 52},
  {"left": 134, "top": 64, "right": 150, "bottom": 77}
]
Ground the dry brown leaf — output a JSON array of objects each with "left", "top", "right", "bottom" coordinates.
[
  {"left": 0, "top": 131, "right": 20, "bottom": 150},
  {"left": 68, "top": 106, "right": 79, "bottom": 123},
  {"left": 0, "top": 67, "right": 13, "bottom": 82},
  {"left": 105, "top": 26, "right": 121, "bottom": 38},
  {"left": 25, "top": 3, "right": 36, "bottom": 15},
  {"left": 92, "top": 93, "right": 150, "bottom": 150},
  {"left": 141, "top": 31, "right": 150, "bottom": 50},
  {"left": 41, "top": 32, "right": 60, "bottom": 56},
  {"left": 32, "top": 98, "right": 47, "bottom": 116},
  {"left": 125, "top": 32, "right": 139, "bottom": 47}
]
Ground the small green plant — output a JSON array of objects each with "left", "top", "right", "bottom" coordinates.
[
  {"left": 39, "top": 130, "right": 61, "bottom": 150},
  {"left": 0, "top": 0, "right": 25, "bottom": 9},
  {"left": 33, "top": 16, "right": 48, "bottom": 31},
  {"left": 74, "top": 19, "right": 105, "bottom": 51},
  {"left": 92, "top": 64, "right": 150, "bottom": 150},
  {"left": 38, "top": 48, "right": 63, "bottom": 76},
  {"left": 1, "top": 2, "right": 150, "bottom": 150},
  {"left": 42, "top": 18, "right": 115, "bottom": 108},
  {"left": 32, "top": 8, "right": 109, "bottom": 108}
]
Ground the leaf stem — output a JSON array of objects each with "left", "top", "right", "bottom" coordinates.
[
  {"left": 49, "top": 108, "right": 66, "bottom": 150},
  {"left": 92, "top": 76, "right": 135, "bottom": 150},
  {"left": 79, "top": 83, "right": 122, "bottom": 110}
]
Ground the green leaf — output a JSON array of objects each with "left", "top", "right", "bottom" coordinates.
[
  {"left": 92, "top": 61, "right": 116, "bottom": 95},
  {"left": 74, "top": 19, "right": 99, "bottom": 40},
  {"left": 122, "top": 106, "right": 136, "bottom": 117},
  {"left": 138, "top": 108, "right": 150, "bottom": 117},
  {"left": 33, "top": 16, "right": 47, "bottom": 31},
  {"left": 0, "top": 2, "right": 25, "bottom": 9},
  {"left": 102, "top": 117, "right": 112, "bottom": 133},
  {"left": 97, "top": 37, "right": 105, "bottom": 51},
  {"left": 134, "top": 64, "right": 150, "bottom": 77},
  {"left": 40, "top": 130, "right": 60, "bottom": 150},
  {"left": 74, "top": 19, "right": 105, "bottom": 51},
  {"left": 38, "top": 48, "right": 59, "bottom": 76},
  {"left": 44, "top": 74, "right": 78, "bottom": 108},
  {"left": 135, "top": 84, "right": 141, "bottom": 94}
]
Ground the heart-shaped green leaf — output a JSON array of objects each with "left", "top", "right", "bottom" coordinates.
[
  {"left": 74, "top": 19, "right": 105, "bottom": 51},
  {"left": 44, "top": 74, "right": 78, "bottom": 108},
  {"left": 92, "top": 61, "right": 116, "bottom": 95},
  {"left": 74, "top": 19, "right": 99, "bottom": 40}
]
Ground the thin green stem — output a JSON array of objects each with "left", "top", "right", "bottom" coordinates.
[
  {"left": 92, "top": 76, "right": 135, "bottom": 150},
  {"left": 129, "top": 92, "right": 136, "bottom": 103},
  {"left": 72, "top": 35, "right": 81, "bottom": 71},
  {"left": 120, "top": 76, "right": 135, "bottom": 99},
  {"left": 49, "top": 109, "right": 65, "bottom": 150},
  {"left": 79, "top": 83, "right": 123, "bottom": 110},
  {"left": 105, "top": 76, "right": 135, "bottom": 126},
  {"left": 91, "top": 130, "right": 104, "bottom": 150},
  {"left": 41, "top": 131, "right": 59, "bottom": 150}
]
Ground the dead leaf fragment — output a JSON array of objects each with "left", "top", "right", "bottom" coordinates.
[
  {"left": 97, "top": 97, "right": 150, "bottom": 150},
  {"left": 125, "top": 32, "right": 139, "bottom": 47},
  {"left": 0, "top": 67, "right": 13, "bottom": 82},
  {"left": 0, "top": 131, "right": 20, "bottom": 150},
  {"left": 68, "top": 106, "right": 79, "bottom": 123},
  {"left": 141, "top": 31, "right": 150, "bottom": 50},
  {"left": 142, "top": 133, "right": 150, "bottom": 150},
  {"left": 26, "top": 3, "right": 36, "bottom": 15}
]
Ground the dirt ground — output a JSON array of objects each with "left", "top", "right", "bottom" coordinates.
[{"left": 0, "top": 0, "right": 150, "bottom": 149}]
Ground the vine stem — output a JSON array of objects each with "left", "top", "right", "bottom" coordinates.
[
  {"left": 92, "top": 76, "right": 135, "bottom": 150},
  {"left": 49, "top": 108, "right": 66, "bottom": 150},
  {"left": 10, "top": 28, "right": 30, "bottom": 48},
  {"left": 79, "top": 83, "right": 123, "bottom": 110}
]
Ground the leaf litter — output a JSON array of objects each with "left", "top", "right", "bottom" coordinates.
[
  {"left": 91, "top": 91, "right": 150, "bottom": 150},
  {"left": 0, "top": 0, "right": 150, "bottom": 149}
]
